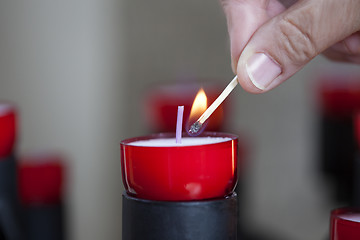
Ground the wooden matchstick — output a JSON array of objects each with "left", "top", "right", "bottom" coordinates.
[{"left": 189, "top": 76, "right": 238, "bottom": 134}]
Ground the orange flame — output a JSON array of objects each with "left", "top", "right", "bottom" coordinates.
[{"left": 189, "top": 88, "right": 207, "bottom": 121}]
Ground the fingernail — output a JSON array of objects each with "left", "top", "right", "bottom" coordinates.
[{"left": 246, "top": 53, "right": 281, "bottom": 90}]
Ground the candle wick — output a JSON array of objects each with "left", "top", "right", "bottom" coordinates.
[{"left": 176, "top": 106, "right": 184, "bottom": 144}]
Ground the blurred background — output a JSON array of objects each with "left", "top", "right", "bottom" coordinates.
[{"left": 1, "top": 0, "right": 360, "bottom": 240}]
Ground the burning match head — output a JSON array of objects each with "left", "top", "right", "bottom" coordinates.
[{"left": 188, "top": 121, "right": 202, "bottom": 135}]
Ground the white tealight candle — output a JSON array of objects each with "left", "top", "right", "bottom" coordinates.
[
  {"left": 339, "top": 213, "right": 360, "bottom": 223},
  {"left": 128, "top": 137, "right": 232, "bottom": 147}
]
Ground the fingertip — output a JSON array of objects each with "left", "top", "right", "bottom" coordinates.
[
  {"left": 238, "top": 77, "right": 264, "bottom": 94},
  {"left": 231, "top": 59, "right": 237, "bottom": 74},
  {"left": 236, "top": 63, "right": 264, "bottom": 94}
]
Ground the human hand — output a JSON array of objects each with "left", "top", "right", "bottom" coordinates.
[{"left": 222, "top": 0, "right": 360, "bottom": 93}]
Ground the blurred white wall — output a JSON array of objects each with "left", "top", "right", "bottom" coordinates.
[
  {"left": 233, "top": 57, "right": 332, "bottom": 239},
  {"left": 235, "top": 60, "right": 360, "bottom": 240},
  {"left": 0, "top": 0, "right": 125, "bottom": 239},
  {"left": 122, "top": 0, "right": 232, "bottom": 137}
]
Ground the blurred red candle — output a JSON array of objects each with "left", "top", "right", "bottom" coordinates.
[
  {"left": 331, "top": 208, "right": 360, "bottom": 240},
  {"left": 0, "top": 103, "right": 17, "bottom": 158},
  {"left": 144, "top": 83, "right": 227, "bottom": 132},
  {"left": 120, "top": 132, "right": 238, "bottom": 201},
  {"left": 18, "top": 153, "right": 64, "bottom": 205},
  {"left": 318, "top": 76, "right": 360, "bottom": 117}
]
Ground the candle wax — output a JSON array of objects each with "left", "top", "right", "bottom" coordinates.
[{"left": 128, "top": 137, "right": 231, "bottom": 147}]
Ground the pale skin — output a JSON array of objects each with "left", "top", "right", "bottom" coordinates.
[{"left": 221, "top": 0, "right": 360, "bottom": 93}]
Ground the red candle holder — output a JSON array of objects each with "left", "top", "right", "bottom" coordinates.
[
  {"left": 120, "top": 132, "right": 238, "bottom": 201},
  {"left": 331, "top": 208, "right": 360, "bottom": 240},
  {"left": 0, "top": 103, "right": 17, "bottom": 158}
]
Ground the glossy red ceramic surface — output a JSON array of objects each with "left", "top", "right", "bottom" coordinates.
[
  {"left": 331, "top": 208, "right": 360, "bottom": 240},
  {"left": 0, "top": 103, "right": 17, "bottom": 158},
  {"left": 120, "top": 132, "right": 238, "bottom": 201},
  {"left": 18, "top": 153, "right": 64, "bottom": 205}
]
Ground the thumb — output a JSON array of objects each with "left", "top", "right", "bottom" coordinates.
[
  {"left": 222, "top": 0, "right": 285, "bottom": 72},
  {"left": 237, "top": 0, "right": 360, "bottom": 93}
]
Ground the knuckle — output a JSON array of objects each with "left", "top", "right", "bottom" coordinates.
[{"left": 278, "top": 16, "right": 318, "bottom": 65}]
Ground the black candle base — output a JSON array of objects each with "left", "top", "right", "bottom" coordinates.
[
  {"left": 0, "top": 154, "right": 23, "bottom": 240},
  {"left": 122, "top": 192, "right": 238, "bottom": 240},
  {"left": 23, "top": 205, "right": 64, "bottom": 240}
]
